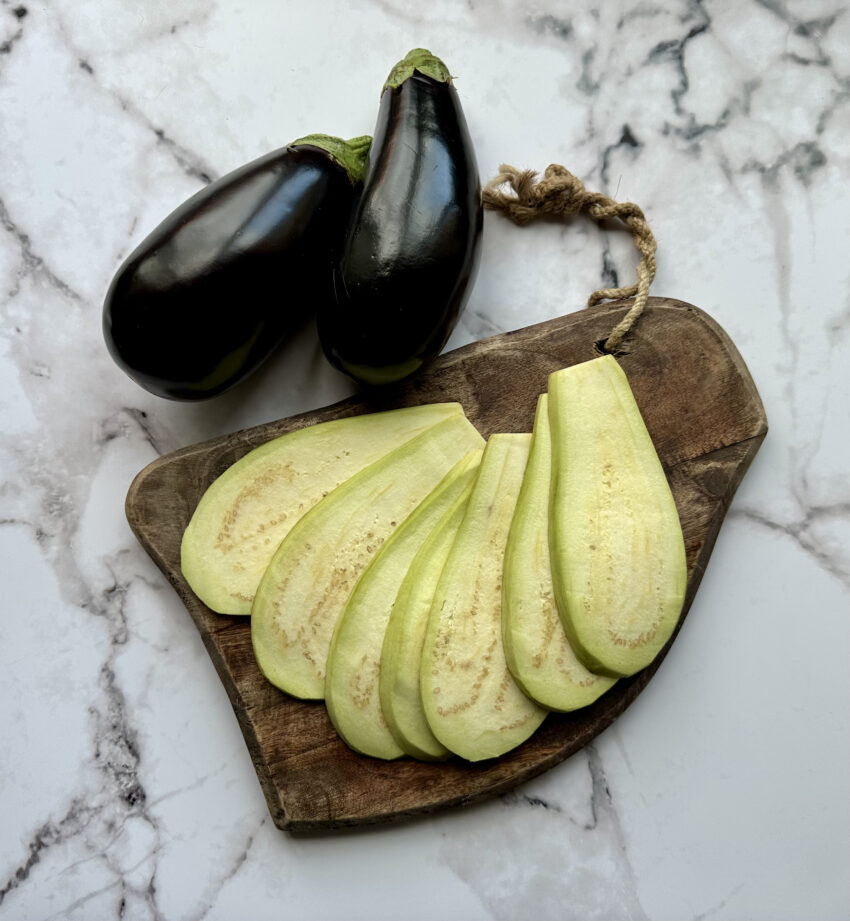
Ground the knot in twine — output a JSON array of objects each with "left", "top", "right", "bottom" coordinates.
[{"left": 482, "top": 164, "right": 657, "bottom": 353}]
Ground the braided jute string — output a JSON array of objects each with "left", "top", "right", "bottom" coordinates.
[{"left": 482, "top": 164, "right": 657, "bottom": 353}]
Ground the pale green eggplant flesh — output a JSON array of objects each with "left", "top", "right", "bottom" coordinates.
[
  {"left": 379, "top": 479, "right": 474, "bottom": 761},
  {"left": 503, "top": 394, "right": 617, "bottom": 709},
  {"left": 251, "top": 414, "right": 485, "bottom": 700},
  {"left": 325, "top": 451, "right": 482, "bottom": 759},
  {"left": 548, "top": 355, "right": 687, "bottom": 678},
  {"left": 181, "top": 402, "right": 465, "bottom": 614},
  {"left": 421, "top": 434, "right": 548, "bottom": 761}
]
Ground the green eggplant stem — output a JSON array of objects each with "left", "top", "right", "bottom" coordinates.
[
  {"left": 383, "top": 48, "right": 452, "bottom": 91},
  {"left": 291, "top": 133, "right": 372, "bottom": 184}
]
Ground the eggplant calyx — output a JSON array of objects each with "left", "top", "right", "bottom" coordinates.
[
  {"left": 290, "top": 133, "right": 372, "bottom": 184},
  {"left": 383, "top": 48, "right": 452, "bottom": 91}
]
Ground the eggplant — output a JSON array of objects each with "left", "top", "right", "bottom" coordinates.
[
  {"left": 318, "top": 49, "right": 482, "bottom": 386},
  {"left": 103, "top": 134, "right": 371, "bottom": 400}
]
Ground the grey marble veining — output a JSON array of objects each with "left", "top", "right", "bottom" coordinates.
[{"left": 1, "top": 1, "right": 848, "bottom": 919}]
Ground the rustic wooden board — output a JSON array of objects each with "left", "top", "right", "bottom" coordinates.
[{"left": 126, "top": 297, "right": 767, "bottom": 832}]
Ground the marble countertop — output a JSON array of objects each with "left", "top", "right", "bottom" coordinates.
[{"left": 2, "top": 1, "right": 848, "bottom": 919}]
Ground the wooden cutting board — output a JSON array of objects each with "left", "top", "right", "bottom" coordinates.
[{"left": 126, "top": 297, "right": 767, "bottom": 831}]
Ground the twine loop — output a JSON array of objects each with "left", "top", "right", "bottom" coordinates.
[{"left": 482, "top": 164, "right": 658, "bottom": 353}]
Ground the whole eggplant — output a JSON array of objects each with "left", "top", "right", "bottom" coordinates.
[
  {"left": 104, "top": 134, "right": 371, "bottom": 400},
  {"left": 318, "top": 49, "right": 482, "bottom": 386}
]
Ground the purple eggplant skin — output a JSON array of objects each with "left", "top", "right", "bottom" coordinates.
[
  {"left": 318, "top": 50, "right": 483, "bottom": 387},
  {"left": 103, "top": 135, "right": 370, "bottom": 400}
]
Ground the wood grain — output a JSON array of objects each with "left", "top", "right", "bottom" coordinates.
[{"left": 126, "top": 298, "right": 767, "bottom": 831}]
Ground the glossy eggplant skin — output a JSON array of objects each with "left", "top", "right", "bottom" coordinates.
[
  {"left": 104, "top": 143, "right": 362, "bottom": 400},
  {"left": 319, "top": 71, "right": 482, "bottom": 386}
]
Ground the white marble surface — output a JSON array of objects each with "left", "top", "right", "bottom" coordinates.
[{"left": 1, "top": 1, "right": 849, "bottom": 919}]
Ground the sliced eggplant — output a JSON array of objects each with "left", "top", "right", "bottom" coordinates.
[
  {"left": 325, "top": 450, "right": 482, "bottom": 760},
  {"left": 104, "top": 134, "right": 370, "bottom": 400},
  {"left": 548, "top": 355, "right": 687, "bottom": 677},
  {"left": 379, "top": 479, "right": 473, "bottom": 761},
  {"left": 181, "top": 402, "right": 465, "bottom": 615},
  {"left": 421, "top": 434, "right": 548, "bottom": 761},
  {"left": 251, "top": 413, "right": 484, "bottom": 701},
  {"left": 502, "top": 394, "right": 616, "bottom": 710},
  {"left": 319, "top": 49, "right": 482, "bottom": 386}
]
